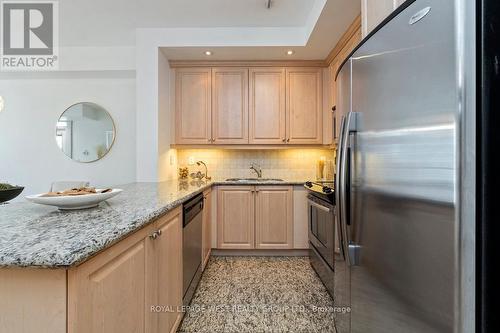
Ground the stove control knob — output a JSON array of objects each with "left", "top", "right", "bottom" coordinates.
[
  {"left": 305, "top": 181, "right": 313, "bottom": 188},
  {"left": 323, "top": 186, "right": 332, "bottom": 194}
]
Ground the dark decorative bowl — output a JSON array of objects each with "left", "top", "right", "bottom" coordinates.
[{"left": 0, "top": 187, "right": 24, "bottom": 203}]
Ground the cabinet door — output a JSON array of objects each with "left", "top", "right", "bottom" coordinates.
[
  {"left": 202, "top": 189, "right": 212, "bottom": 270},
  {"left": 249, "top": 67, "right": 286, "bottom": 144},
  {"left": 361, "top": 0, "right": 395, "bottom": 37},
  {"left": 333, "top": 29, "right": 362, "bottom": 143},
  {"left": 330, "top": 60, "right": 340, "bottom": 142},
  {"left": 212, "top": 68, "right": 249, "bottom": 144},
  {"left": 175, "top": 68, "right": 212, "bottom": 144},
  {"left": 255, "top": 186, "right": 293, "bottom": 249},
  {"left": 217, "top": 186, "right": 255, "bottom": 249},
  {"left": 154, "top": 208, "right": 183, "bottom": 333},
  {"left": 68, "top": 226, "right": 153, "bottom": 333},
  {"left": 286, "top": 68, "right": 323, "bottom": 144}
]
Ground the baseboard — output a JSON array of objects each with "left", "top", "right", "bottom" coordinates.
[{"left": 211, "top": 249, "right": 309, "bottom": 257}]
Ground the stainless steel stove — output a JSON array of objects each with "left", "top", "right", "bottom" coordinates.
[{"left": 304, "top": 180, "right": 336, "bottom": 298}]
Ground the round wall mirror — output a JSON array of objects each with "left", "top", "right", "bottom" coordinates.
[{"left": 55, "top": 102, "right": 116, "bottom": 163}]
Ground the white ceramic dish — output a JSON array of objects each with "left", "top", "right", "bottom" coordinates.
[{"left": 25, "top": 189, "right": 123, "bottom": 210}]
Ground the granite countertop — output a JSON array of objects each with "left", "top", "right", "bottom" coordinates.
[{"left": 0, "top": 178, "right": 307, "bottom": 268}]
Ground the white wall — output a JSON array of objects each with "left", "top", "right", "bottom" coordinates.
[
  {"left": 157, "top": 51, "right": 177, "bottom": 181},
  {"left": 0, "top": 75, "right": 136, "bottom": 198}
]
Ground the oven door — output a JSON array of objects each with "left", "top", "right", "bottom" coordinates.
[{"left": 308, "top": 194, "right": 336, "bottom": 269}]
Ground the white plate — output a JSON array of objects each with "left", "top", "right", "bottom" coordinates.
[{"left": 25, "top": 189, "right": 123, "bottom": 210}]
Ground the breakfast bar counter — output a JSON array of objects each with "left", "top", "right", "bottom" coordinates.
[
  {"left": 0, "top": 179, "right": 305, "bottom": 268},
  {"left": 0, "top": 178, "right": 307, "bottom": 333}
]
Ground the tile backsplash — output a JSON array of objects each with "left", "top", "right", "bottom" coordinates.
[{"left": 176, "top": 149, "right": 335, "bottom": 180}]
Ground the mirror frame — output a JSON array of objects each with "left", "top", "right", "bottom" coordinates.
[{"left": 55, "top": 102, "right": 116, "bottom": 163}]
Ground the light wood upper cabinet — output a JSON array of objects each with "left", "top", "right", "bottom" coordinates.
[
  {"left": 361, "top": 0, "right": 400, "bottom": 37},
  {"left": 249, "top": 67, "right": 286, "bottom": 144},
  {"left": 212, "top": 68, "right": 249, "bottom": 144},
  {"left": 154, "top": 210, "right": 183, "bottom": 333},
  {"left": 175, "top": 68, "right": 212, "bottom": 144},
  {"left": 286, "top": 68, "right": 323, "bottom": 144},
  {"left": 330, "top": 24, "right": 362, "bottom": 143},
  {"left": 217, "top": 186, "right": 254, "bottom": 249},
  {"left": 202, "top": 189, "right": 212, "bottom": 270},
  {"left": 255, "top": 186, "right": 293, "bottom": 249},
  {"left": 173, "top": 65, "right": 326, "bottom": 147}
]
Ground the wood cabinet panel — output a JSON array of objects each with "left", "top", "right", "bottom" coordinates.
[
  {"left": 0, "top": 269, "right": 66, "bottom": 333},
  {"left": 286, "top": 68, "right": 323, "bottom": 144},
  {"left": 255, "top": 186, "right": 293, "bottom": 249},
  {"left": 68, "top": 231, "right": 151, "bottom": 333},
  {"left": 217, "top": 186, "right": 255, "bottom": 249},
  {"left": 249, "top": 67, "right": 286, "bottom": 144},
  {"left": 68, "top": 207, "right": 183, "bottom": 333},
  {"left": 212, "top": 68, "right": 249, "bottom": 144},
  {"left": 361, "top": 0, "right": 396, "bottom": 37},
  {"left": 202, "top": 189, "right": 212, "bottom": 270},
  {"left": 154, "top": 209, "right": 183, "bottom": 333},
  {"left": 175, "top": 68, "right": 212, "bottom": 144},
  {"left": 331, "top": 27, "right": 362, "bottom": 143}
]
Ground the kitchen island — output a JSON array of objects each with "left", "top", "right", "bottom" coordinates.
[{"left": 0, "top": 178, "right": 307, "bottom": 333}]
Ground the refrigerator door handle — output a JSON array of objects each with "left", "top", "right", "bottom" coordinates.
[
  {"left": 340, "top": 111, "right": 359, "bottom": 266},
  {"left": 335, "top": 115, "right": 347, "bottom": 262},
  {"left": 348, "top": 244, "right": 361, "bottom": 266}
]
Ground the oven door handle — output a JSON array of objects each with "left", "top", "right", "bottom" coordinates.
[{"left": 308, "top": 200, "right": 331, "bottom": 213}]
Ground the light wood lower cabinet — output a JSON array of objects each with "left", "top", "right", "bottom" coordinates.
[
  {"left": 202, "top": 188, "right": 212, "bottom": 270},
  {"left": 68, "top": 226, "right": 151, "bottom": 333},
  {"left": 255, "top": 186, "right": 294, "bottom": 249},
  {"left": 68, "top": 207, "right": 183, "bottom": 333},
  {"left": 217, "top": 186, "right": 255, "bottom": 249},
  {"left": 217, "top": 185, "right": 293, "bottom": 250},
  {"left": 154, "top": 210, "right": 183, "bottom": 333}
]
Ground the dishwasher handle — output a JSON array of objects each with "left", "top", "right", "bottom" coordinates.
[{"left": 183, "top": 193, "right": 204, "bottom": 227}]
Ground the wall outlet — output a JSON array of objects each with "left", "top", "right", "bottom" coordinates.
[
  {"left": 188, "top": 156, "right": 195, "bottom": 165},
  {"left": 170, "top": 155, "right": 175, "bottom": 165}
]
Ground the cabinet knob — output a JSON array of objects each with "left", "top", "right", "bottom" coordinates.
[
  {"left": 149, "top": 231, "right": 160, "bottom": 240},
  {"left": 286, "top": 138, "right": 290, "bottom": 142},
  {"left": 282, "top": 138, "right": 286, "bottom": 142}
]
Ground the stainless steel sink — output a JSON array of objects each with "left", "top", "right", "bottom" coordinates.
[{"left": 225, "top": 178, "right": 284, "bottom": 182}]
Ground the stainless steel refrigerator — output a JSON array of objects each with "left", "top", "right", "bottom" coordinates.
[{"left": 334, "top": 0, "right": 476, "bottom": 332}]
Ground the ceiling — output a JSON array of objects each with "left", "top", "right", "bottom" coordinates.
[
  {"left": 59, "top": 0, "right": 360, "bottom": 60},
  {"left": 161, "top": 0, "right": 360, "bottom": 60}
]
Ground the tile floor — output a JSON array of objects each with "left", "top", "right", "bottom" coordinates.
[{"left": 178, "top": 256, "right": 337, "bottom": 333}]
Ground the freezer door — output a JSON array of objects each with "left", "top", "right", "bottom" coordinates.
[
  {"left": 334, "top": 60, "right": 352, "bottom": 333},
  {"left": 347, "top": 0, "right": 457, "bottom": 332}
]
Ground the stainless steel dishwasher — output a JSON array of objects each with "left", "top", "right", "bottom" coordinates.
[{"left": 182, "top": 193, "right": 203, "bottom": 305}]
